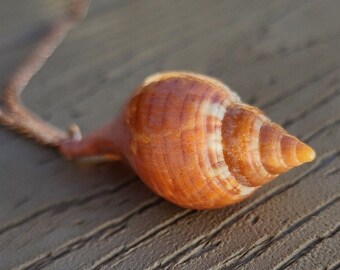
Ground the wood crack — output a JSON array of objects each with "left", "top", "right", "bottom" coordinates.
[
  {"left": 273, "top": 223, "right": 340, "bottom": 270},
  {"left": 260, "top": 67, "right": 339, "bottom": 110},
  {"left": 282, "top": 90, "right": 340, "bottom": 129},
  {"left": 89, "top": 210, "right": 194, "bottom": 270},
  {"left": 0, "top": 178, "right": 137, "bottom": 236},
  {"left": 324, "top": 167, "right": 340, "bottom": 177},
  {"left": 214, "top": 197, "right": 339, "bottom": 270},
  {"left": 174, "top": 240, "right": 222, "bottom": 267},
  {"left": 303, "top": 118, "right": 340, "bottom": 143},
  {"left": 282, "top": 32, "right": 340, "bottom": 58},
  {"left": 14, "top": 197, "right": 163, "bottom": 270}
]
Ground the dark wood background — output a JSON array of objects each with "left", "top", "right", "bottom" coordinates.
[{"left": 0, "top": 0, "right": 339, "bottom": 269}]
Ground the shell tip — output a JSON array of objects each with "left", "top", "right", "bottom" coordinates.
[{"left": 296, "top": 142, "right": 316, "bottom": 163}]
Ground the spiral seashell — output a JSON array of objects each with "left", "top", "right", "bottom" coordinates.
[{"left": 107, "top": 72, "right": 315, "bottom": 209}]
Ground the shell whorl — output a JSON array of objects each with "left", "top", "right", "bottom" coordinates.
[
  {"left": 124, "top": 72, "right": 315, "bottom": 209},
  {"left": 222, "top": 104, "right": 315, "bottom": 187}
]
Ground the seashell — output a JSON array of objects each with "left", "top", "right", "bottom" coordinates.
[
  {"left": 58, "top": 72, "right": 316, "bottom": 209},
  {"left": 0, "top": 0, "right": 315, "bottom": 210}
]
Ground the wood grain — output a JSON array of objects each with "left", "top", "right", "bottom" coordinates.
[{"left": 0, "top": 0, "right": 339, "bottom": 269}]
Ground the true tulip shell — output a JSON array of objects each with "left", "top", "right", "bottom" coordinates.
[{"left": 60, "top": 72, "right": 315, "bottom": 209}]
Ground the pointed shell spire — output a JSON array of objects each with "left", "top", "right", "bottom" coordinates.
[
  {"left": 259, "top": 123, "right": 315, "bottom": 174},
  {"left": 222, "top": 104, "right": 315, "bottom": 187}
]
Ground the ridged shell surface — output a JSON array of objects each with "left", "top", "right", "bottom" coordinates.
[
  {"left": 124, "top": 72, "right": 315, "bottom": 209},
  {"left": 125, "top": 73, "right": 253, "bottom": 209}
]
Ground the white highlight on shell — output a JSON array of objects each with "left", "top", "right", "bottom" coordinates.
[
  {"left": 212, "top": 164, "right": 231, "bottom": 179},
  {"left": 199, "top": 100, "right": 210, "bottom": 118},
  {"left": 207, "top": 103, "right": 227, "bottom": 120},
  {"left": 205, "top": 102, "right": 226, "bottom": 159},
  {"left": 208, "top": 133, "right": 223, "bottom": 154},
  {"left": 205, "top": 101, "right": 235, "bottom": 188},
  {"left": 204, "top": 101, "right": 258, "bottom": 197},
  {"left": 247, "top": 117, "right": 273, "bottom": 178},
  {"left": 239, "top": 185, "right": 257, "bottom": 196}
]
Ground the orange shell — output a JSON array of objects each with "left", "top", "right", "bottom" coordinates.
[
  {"left": 121, "top": 72, "right": 315, "bottom": 209},
  {"left": 59, "top": 72, "right": 315, "bottom": 210}
]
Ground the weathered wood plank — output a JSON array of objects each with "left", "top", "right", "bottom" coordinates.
[{"left": 0, "top": 0, "right": 339, "bottom": 269}]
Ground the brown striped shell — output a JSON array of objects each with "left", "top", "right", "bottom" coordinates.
[
  {"left": 59, "top": 72, "right": 315, "bottom": 210},
  {"left": 119, "top": 72, "right": 315, "bottom": 209}
]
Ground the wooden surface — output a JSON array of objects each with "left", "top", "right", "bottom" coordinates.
[{"left": 0, "top": 0, "right": 339, "bottom": 269}]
